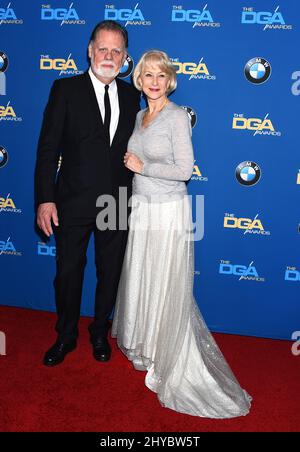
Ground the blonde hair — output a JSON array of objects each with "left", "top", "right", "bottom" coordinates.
[{"left": 133, "top": 50, "right": 177, "bottom": 95}]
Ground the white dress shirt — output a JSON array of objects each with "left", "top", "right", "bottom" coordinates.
[{"left": 88, "top": 67, "right": 120, "bottom": 145}]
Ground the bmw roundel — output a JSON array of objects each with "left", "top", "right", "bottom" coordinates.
[
  {"left": 118, "top": 55, "right": 134, "bottom": 79},
  {"left": 244, "top": 57, "right": 271, "bottom": 84},
  {"left": 181, "top": 106, "right": 197, "bottom": 128},
  {"left": 236, "top": 161, "right": 261, "bottom": 186},
  {"left": 0, "top": 146, "right": 8, "bottom": 168},
  {"left": 0, "top": 51, "right": 9, "bottom": 73}
]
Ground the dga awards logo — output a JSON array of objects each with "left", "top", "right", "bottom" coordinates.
[
  {"left": 232, "top": 113, "right": 281, "bottom": 136},
  {"left": 171, "top": 57, "right": 216, "bottom": 81},
  {"left": 241, "top": 6, "right": 292, "bottom": 30},
  {"left": 0, "top": 237, "right": 22, "bottom": 256},
  {"left": 236, "top": 161, "right": 261, "bottom": 186},
  {"left": 244, "top": 57, "right": 271, "bottom": 84},
  {"left": 104, "top": 3, "right": 151, "bottom": 26},
  {"left": 224, "top": 213, "right": 270, "bottom": 236},
  {"left": 181, "top": 106, "right": 197, "bottom": 128},
  {"left": 0, "top": 194, "right": 21, "bottom": 213},
  {"left": 0, "top": 2, "right": 23, "bottom": 24},
  {"left": 0, "top": 101, "right": 22, "bottom": 122},
  {"left": 0, "top": 51, "right": 8, "bottom": 95},
  {"left": 0, "top": 145, "right": 8, "bottom": 168},
  {"left": 41, "top": 3, "right": 85, "bottom": 25},
  {"left": 0, "top": 193, "right": 21, "bottom": 213},
  {"left": 219, "top": 260, "right": 265, "bottom": 282},
  {"left": 37, "top": 242, "right": 56, "bottom": 257},
  {"left": 40, "top": 54, "right": 83, "bottom": 76},
  {"left": 171, "top": 4, "right": 220, "bottom": 28},
  {"left": 191, "top": 161, "right": 208, "bottom": 182},
  {"left": 291, "top": 71, "right": 300, "bottom": 96},
  {"left": 285, "top": 266, "right": 300, "bottom": 282},
  {"left": 118, "top": 55, "right": 134, "bottom": 79}
]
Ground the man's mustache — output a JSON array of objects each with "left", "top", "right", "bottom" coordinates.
[{"left": 99, "top": 61, "right": 117, "bottom": 69}]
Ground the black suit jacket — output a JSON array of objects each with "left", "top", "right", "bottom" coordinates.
[{"left": 35, "top": 72, "right": 140, "bottom": 222}]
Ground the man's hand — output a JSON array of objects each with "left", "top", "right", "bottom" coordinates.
[
  {"left": 37, "top": 202, "right": 59, "bottom": 237},
  {"left": 124, "top": 152, "right": 144, "bottom": 174}
]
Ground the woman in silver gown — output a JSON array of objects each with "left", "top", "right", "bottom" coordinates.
[{"left": 112, "top": 50, "right": 252, "bottom": 418}]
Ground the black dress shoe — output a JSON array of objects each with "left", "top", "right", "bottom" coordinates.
[
  {"left": 91, "top": 337, "right": 111, "bottom": 362},
  {"left": 43, "top": 340, "right": 77, "bottom": 367}
]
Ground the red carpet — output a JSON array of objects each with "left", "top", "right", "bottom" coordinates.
[{"left": 0, "top": 306, "right": 299, "bottom": 432}]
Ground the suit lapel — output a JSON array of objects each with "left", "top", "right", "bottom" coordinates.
[
  {"left": 111, "top": 78, "right": 126, "bottom": 148},
  {"left": 83, "top": 71, "right": 104, "bottom": 128},
  {"left": 83, "top": 72, "right": 130, "bottom": 148}
]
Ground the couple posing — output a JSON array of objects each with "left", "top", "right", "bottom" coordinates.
[{"left": 35, "top": 20, "right": 251, "bottom": 418}]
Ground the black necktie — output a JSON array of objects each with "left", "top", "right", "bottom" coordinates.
[{"left": 104, "top": 84, "right": 111, "bottom": 144}]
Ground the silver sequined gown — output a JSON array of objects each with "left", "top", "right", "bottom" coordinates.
[{"left": 112, "top": 102, "right": 252, "bottom": 418}]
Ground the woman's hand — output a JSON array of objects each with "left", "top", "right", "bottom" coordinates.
[{"left": 124, "top": 152, "right": 144, "bottom": 174}]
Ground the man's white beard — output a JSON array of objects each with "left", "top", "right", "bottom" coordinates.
[{"left": 91, "top": 58, "right": 119, "bottom": 79}]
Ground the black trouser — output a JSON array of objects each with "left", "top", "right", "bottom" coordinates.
[{"left": 53, "top": 220, "right": 128, "bottom": 343}]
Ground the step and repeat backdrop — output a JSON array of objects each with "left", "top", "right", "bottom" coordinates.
[{"left": 1, "top": 1, "right": 299, "bottom": 339}]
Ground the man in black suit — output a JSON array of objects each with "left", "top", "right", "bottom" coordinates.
[{"left": 35, "top": 20, "right": 140, "bottom": 366}]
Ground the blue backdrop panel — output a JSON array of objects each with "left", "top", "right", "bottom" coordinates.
[{"left": 0, "top": 0, "right": 299, "bottom": 339}]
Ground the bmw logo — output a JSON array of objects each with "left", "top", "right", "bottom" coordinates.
[
  {"left": 181, "top": 106, "right": 197, "bottom": 128},
  {"left": 236, "top": 161, "right": 261, "bottom": 186},
  {"left": 0, "top": 51, "right": 8, "bottom": 73},
  {"left": 118, "top": 55, "right": 134, "bottom": 79},
  {"left": 0, "top": 146, "right": 8, "bottom": 168},
  {"left": 244, "top": 57, "right": 271, "bottom": 84}
]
